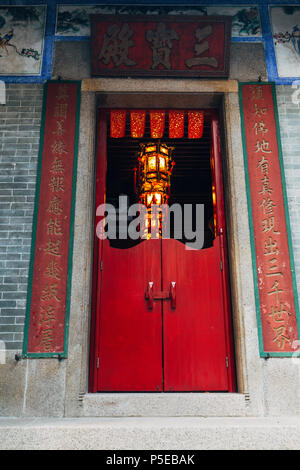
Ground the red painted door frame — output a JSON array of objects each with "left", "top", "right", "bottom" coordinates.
[
  {"left": 211, "top": 115, "right": 236, "bottom": 392},
  {"left": 89, "top": 108, "right": 236, "bottom": 392}
]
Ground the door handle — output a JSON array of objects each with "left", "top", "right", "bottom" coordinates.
[
  {"left": 145, "top": 281, "right": 154, "bottom": 310},
  {"left": 170, "top": 282, "right": 176, "bottom": 310},
  {"left": 145, "top": 281, "right": 176, "bottom": 310}
]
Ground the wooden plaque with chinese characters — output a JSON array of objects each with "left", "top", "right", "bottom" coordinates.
[
  {"left": 91, "top": 15, "right": 231, "bottom": 78},
  {"left": 23, "top": 81, "right": 81, "bottom": 357},
  {"left": 240, "top": 83, "right": 300, "bottom": 356}
]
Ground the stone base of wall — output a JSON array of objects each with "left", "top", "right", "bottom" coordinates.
[{"left": 1, "top": 417, "right": 300, "bottom": 450}]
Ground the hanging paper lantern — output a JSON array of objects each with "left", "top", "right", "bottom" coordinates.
[
  {"left": 110, "top": 110, "right": 126, "bottom": 138},
  {"left": 131, "top": 110, "right": 146, "bottom": 138},
  {"left": 188, "top": 111, "right": 204, "bottom": 139},
  {"left": 169, "top": 110, "right": 185, "bottom": 138},
  {"left": 136, "top": 142, "right": 175, "bottom": 238},
  {"left": 210, "top": 147, "right": 217, "bottom": 238},
  {"left": 150, "top": 110, "right": 165, "bottom": 138}
]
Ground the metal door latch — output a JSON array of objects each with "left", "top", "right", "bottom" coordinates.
[{"left": 145, "top": 281, "right": 176, "bottom": 310}]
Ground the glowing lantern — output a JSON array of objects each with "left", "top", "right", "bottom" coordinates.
[
  {"left": 210, "top": 150, "right": 217, "bottom": 238},
  {"left": 136, "top": 142, "right": 175, "bottom": 238}
]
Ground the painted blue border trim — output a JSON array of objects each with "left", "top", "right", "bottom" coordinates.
[
  {"left": 54, "top": 36, "right": 90, "bottom": 41},
  {"left": 261, "top": 4, "right": 279, "bottom": 83},
  {"left": 51, "top": 1, "right": 300, "bottom": 4},
  {"left": 2, "top": 1, "right": 300, "bottom": 6},
  {"left": 231, "top": 36, "right": 262, "bottom": 42},
  {"left": 55, "top": 36, "right": 263, "bottom": 42}
]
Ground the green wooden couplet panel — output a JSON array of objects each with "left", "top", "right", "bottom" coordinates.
[
  {"left": 23, "top": 81, "right": 81, "bottom": 358},
  {"left": 239, "top": 82, "right": 300, "bottom": 357}
]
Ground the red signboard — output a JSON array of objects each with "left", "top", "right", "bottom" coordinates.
[
  {"left": 23, "top": 81, "right": 81, "bottom": 357},
  {"left": 240, "top": 83, "right": 300, "bottom": 355},
  {"left": 91, "top": 15, "right": 231, "bottom": 78}
]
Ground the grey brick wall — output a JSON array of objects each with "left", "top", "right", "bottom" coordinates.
[
  {"left": 276, "top": 85, "right": 300, "bottom": 299},
  {"left": 0, "top": 84, "right": 42, "bottom": 350}
]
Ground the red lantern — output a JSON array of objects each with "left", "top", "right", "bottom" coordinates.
[{"left": 137, "top": 142, "right": 175, "bottom": 238}]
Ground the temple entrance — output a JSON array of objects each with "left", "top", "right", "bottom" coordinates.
[{"left": 90, "top": 108, "right": 236, "bottom": 392}]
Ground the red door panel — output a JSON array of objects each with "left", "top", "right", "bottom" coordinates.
[
  {"left": 91, "top": 109, "right": 236, "bottom": 393},
  {"left": 162, "top": 237, "right": 229, "bottom": 391},
  {"left": 97, "top": 238, "right": 163, "bottom": 391}
]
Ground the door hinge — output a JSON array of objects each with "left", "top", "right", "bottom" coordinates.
[
  {"left": 226, "top": 356, "right": 229, "bottom": 368},
  {"left": 100, "top": 260, "right": 103, "bottom": 271},
  {"left": 96, "top": 357, "right": 100, "bottom": 369},
  {"left": 220, "top": 260, "right": 223, "bottom": 271}
]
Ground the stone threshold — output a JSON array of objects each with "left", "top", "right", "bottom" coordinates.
[
  {"left": 82, "top": 392, "right": 248, "bottom": 417},
  {"left": 1, "top": 417, "right": 300, "bottom": 449}
]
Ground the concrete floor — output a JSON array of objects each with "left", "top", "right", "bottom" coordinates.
[{"left": 0, "top": 416, "right": 300, "bottom": 450}]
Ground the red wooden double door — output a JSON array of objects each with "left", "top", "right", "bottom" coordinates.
[{"left": 90, "top": 112, "right": 236, "bottom": 392}]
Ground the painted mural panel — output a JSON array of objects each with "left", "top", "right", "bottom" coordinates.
[
  {"left": 271, "top": 6, "right": 300, "bottom": 78},
  {"left": 207, "top": 6, "right": 261, "bottom": 37},
  {"left": 0, "top": 6, "right": 46, "bottom": 76},
  {"left": 56, "top": 4, "right": 261, "bottom": 38},
  {"left": 56, "top": 5, "right": 116, "bottom": 36}
]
